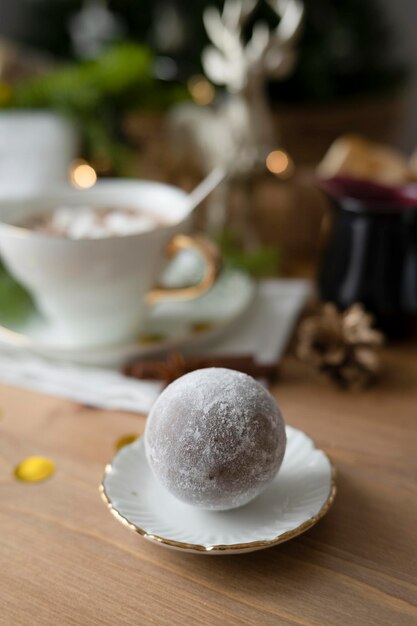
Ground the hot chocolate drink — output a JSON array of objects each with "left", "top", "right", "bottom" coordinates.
[{"left": 21, "top": 205, "right": 167, "bottom": 239}]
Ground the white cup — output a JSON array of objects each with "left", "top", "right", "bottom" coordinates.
[
  {"left": 0, "top": 180, "right": 220, "bottom": 347},
  {"left": 0, "top": 111, "right": 78, "bottom": 194}
]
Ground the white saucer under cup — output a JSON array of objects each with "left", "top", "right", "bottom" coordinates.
[
  {"left": 101, "top": 426, "right": 336, "bottom": 555},
  {"left": 0, "top": 268, "right": 254, "bottom": 366}
]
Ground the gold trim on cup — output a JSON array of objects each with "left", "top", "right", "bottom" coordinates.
[{"left": 146, "top": 234, "right": 222, "bottom": 306}]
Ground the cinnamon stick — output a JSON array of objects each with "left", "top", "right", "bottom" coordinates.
[{"left": 123, "top": 352, "right": 279, "bottom": 385}]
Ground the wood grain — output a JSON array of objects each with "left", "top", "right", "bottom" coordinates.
[{"left": 0, "top": 345, "right": 416, "bottom": 625}]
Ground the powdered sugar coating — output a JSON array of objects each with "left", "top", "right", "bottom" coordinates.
[{"left": 145, "top": 368, "right": 286, "bottom": 510}]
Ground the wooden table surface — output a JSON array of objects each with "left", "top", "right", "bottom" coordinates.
[{"left": 1, "top": 345, "right": 417, "bottom": 626}]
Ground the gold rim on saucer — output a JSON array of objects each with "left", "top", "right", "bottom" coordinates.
[{"left": 100, "top": 453, "right": 337, "bottom": 554}]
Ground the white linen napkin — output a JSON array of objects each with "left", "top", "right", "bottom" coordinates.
[{"left": 0, "top": 280, "right": 310, "bottom": 414}]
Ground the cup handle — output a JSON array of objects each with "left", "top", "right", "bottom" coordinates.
[{"left": 145, "top": 234, "right": 222, "bottom": 306}]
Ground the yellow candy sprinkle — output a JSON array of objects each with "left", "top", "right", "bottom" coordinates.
[
  {"left": 138, "top": 334, "right": 165, "bottom": 345},
  {"left": 0, "top": 82, "right": 12, "bottom": 105},
  {"left": 192, "top": 321, "right": 215, "bottom": 333},
  {"left": 14, "top": 456, "right": 56, "bottom": 482},
  {"left": 115, "top": 434, "right": 139, "bottom": 451}
]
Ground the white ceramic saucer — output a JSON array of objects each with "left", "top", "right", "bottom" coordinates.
[
  {"left": 101, "top": 426, "right": 336, "bottom": 555},
  {"left": 0, "top": 268, "right": 254, "bottom": 366}
]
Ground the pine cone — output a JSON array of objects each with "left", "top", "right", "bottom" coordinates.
[{"left": 296, "top": 303, "right": 384, "bottom": 389}]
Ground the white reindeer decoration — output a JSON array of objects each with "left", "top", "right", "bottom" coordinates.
[
  {"left": 167, "top": 0, "right": 303, "bottom": 232},
  {"left": 169, "top": 0, "right": 304, "bottom": 175},
  {"left": 205, "top": 0, "right": 304, "bottom": 169}
]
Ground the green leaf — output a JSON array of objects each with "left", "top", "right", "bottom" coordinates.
[
  {"left": 0, "top": 263, "right": 33, "bottom": 325},
  {"left": 216, "top": 230, "right": 280, "bottom": 278}
]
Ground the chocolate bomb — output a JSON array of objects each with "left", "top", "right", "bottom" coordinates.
[{"left": 145, "top": 368, "right": 287, "bottom": 511}]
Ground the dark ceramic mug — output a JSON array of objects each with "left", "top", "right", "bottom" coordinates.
[{"left": 318, "top": 177, "right": 417, "bottom": 337}]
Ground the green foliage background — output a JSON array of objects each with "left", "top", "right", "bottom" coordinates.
[{"left": 2, "top": 43, "right": 188, "bottom": 176}]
